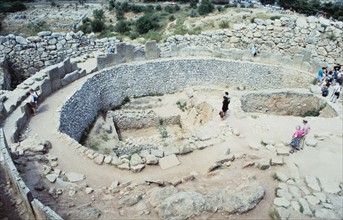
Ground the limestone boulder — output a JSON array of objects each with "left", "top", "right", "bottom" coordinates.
[
  {"left": 147, "top": 186, "right": 178, "bottom": 207},
  {"left": 130, "top": 153, "right": 143, "bottom": 166}
]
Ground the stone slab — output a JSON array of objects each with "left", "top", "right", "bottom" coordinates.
[
  {"left": 159, "top": 154, "right": 180, "bottom": 170},
  {"left": 65, "top": 172, "right": 85, "bottom": 182}
]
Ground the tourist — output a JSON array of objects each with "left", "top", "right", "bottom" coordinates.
[
  {"left": 25, "top": 92, "right": 38, "bottom": 115},
  {"left": 29, "top": 89, "right": 39, "bottom": 109},
  {"left": 300, "top": 120, "right": 310, "bottom": 150},
  {"left": 317, "top": 67, "right": 325, "bottom": 85},
  {"left": 330, "top": 83, "right": 342, "bottom": 103},
  {"left": 220, "top": 96, "right": 229, "bottom": 118},
  {"left": 290, "top": 125, "right": 304, "bottom": 153},
  {"left": 321, "top": 85, "right": 329, "bottom": 97},
  {"left": 251, "top": 45, "right": 257, "bottom": 57}
]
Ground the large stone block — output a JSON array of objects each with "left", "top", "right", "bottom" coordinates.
[
  {"left": 40, "top": 79, "right": 52, "bottom": 99},
  {"left": 134, "top": 49, "right": 145, "bottom": 61},
  {"left": 145, "top": 40, "right": 160, "bottom": 59},
  {"left": 125, "top": 44, "right": 134, "bottom": 62}
]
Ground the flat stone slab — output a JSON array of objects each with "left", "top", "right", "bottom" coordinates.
[
  {"left": 305, "top": 176, "right": 321, "bottom": 191},
  {"left": 65, "top": 172, "right": 85, "bottom": 182},
  {"left": 276, "top": 148, "right": 290, "bottom": 156},
  {"left": 46, "top": 174, "right": 58, "bottom": 183},
  {"left": 270, "top": 157, "right": 284, "bottom": 166},
  {"left": 159, "top": 154, "right": 180, "bottom": 170},
  {"left": 318, "top": 177, "right": 341, "bottom": 194},
  {"left": 274, "top": 197, "right": 290, "bottom": 208}
]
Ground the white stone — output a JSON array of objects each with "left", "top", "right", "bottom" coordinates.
[
  {"left": 275, "top": 172, "right": 289, "bottom": 182},
  {"left": 131, "top": 164, "right": 145, "bottom": 173},
  {"left": 305, "top": 195, "right": 320, "bottom": 205},
  {"left": 274, "top": 198, "right": 290, "bottom": 208},
  {"left": 298, "top": 198, "right": 312, "bottom": 216},
  {"left": 85, "top": 187, "right": 94, "bottom": 194},
  {"left": 296, "top": 17, "right": 309, "bottom": 28},
  {"left": 94, "top": 154, "right": 104, "bottom": 165},
  {"left": 305, "top": 176, "right": 321, "bottom": 191},
  {"left": 104, "top": 156, "right": 112, "bottom": 164},
  {"left": 65, "top": 172, "right": 85, "bottom": 182},
  {"left": 305, "top": 138, "right": 318, "bottom": 147},
  {"left": 159, "top": 154, "right": 180, "bottom": 170},
  {"left": 46, "top": 174, "right": 58, "bottom": 183}
]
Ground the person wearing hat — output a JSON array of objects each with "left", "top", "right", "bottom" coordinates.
[{"left": 300, "top": 120, "right": 310, "bottom": 150}]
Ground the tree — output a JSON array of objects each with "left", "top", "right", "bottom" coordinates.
[
  {"left": 135, "top": 14, "right": 159, "bottom": 34},
  {"left": 198, "top": 0, "right": 214, "bottom": 15},
  {"left": 93, "top": 9, "right": 105, "bottom": 21},
  {"left": 114, "top": 20, "right": 131, "bottom": 33},
  {"left": 91, "top": 19, "right": 105, "bottom": 32}
]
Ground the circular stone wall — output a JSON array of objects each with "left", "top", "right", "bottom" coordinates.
[
  {"left": 240, "top": 91, "right": 337, "bottom": 117},
  {"left": 59, "top": 58, "right": 314, "bottom": 141}
]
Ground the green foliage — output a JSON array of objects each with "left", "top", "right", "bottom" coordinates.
[
  {"left": 269, "top": 206, "right": 281, "bottom": 220},
  {"left": 116, "top": 7, "right": 125, "bottom": 20},
  {"left": 219, "top": 20, "right": 229, "bottom": 29},
  {"left": 91, "top": 19, "right": 106, "bottom": 32},
  {"left": 156, "top": 5, "right": 162, "bottom": 11},
  {"left": 277, "top": 0, "right": 343, "bottom": 21},
  {"left": 164, "top": 5, "right": 176, "bottom": 13},
  {"left": 27, "top": 21, "right": 50, "bottom": 36},
  {"left": 328, "top": 33, "right": 337, "bottom": 41},
  {"left": 135, "top": 14, "right": 160, "bottom": 34},
  {"left": 270, "top": 15, "right": 281, "bottom": 20},
  {"left": 176, "top": 100, "right": 187, "bottom": 112},
  {"left": 82, "top": 17, "right": 91, "bottom": 24},
  {"left": 190, "top": 0, "right": 197, "bottom": 9},
  {"left": 0, "top": 2, "right": 27, "bottom": 13},
  {"left": 250, "top": 17, "right": 256, "bottom": 23},
  {"left": 189, "top": 8, "right": 197, "bottom": 17},
  {"left": 260, "top": 140, "right": 267, "bottom": 146},
  {"left": 198, "top": 0, "right": 214, "bottom": 16},
  {"left": 114, "top": 20, "right": 131, "bottom": 33},
  {"left": 217, "top": 6, "right": 224, "bottom": 12},
  {"left": 169, "top": 15, "right": 176, "bottom": 21},
  {"left": 129, "top": 31, "right": 139, "bottom": 40},
  {"left": 79, "top": 22, "right": 93, "bottom": 33},
  {"left": 188, "top": 26, "right": 202, "bottom": 35},
  {"left": 93, "top": 9, "right": 105, "bottom": 21},
  {"left": 144, "top": 30, "right": 164, "bottom": 42},
  {"left": 109, "top": 0, "right": 115, "bottom": 11},
  {"left": 121, "top": 1, "right": 130, "bottom": 12}
]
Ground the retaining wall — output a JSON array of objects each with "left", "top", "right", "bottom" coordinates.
[
  {"left": 0, "top": 129, "right": 62, "bottom": 220},
  {"left": 59, "top": 58, "right": 314, "bottom": 141}
]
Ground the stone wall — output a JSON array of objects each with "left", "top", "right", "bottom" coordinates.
[
  {"left": 0, "top": 129, "right": 62, "bottom": 220},
  {"left": 0, "top": 31, "right": 142, "bottom": 83},
  {"left": 240, "top": 90, "right": 338, "bottom": 117},
  {"left": 0, "top": 58, "right": 11, "bottom": 90},
  {"left": 160, "top": 16, "right": 343, "bottom": 73},
  {"left": 0, "top": 16, "right": 341, "bottom": 90},
  {"left": 59, "top": 58, "right": 314, "bottom": 141}
]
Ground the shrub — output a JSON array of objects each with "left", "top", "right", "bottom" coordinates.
[
  {"left": 190, "top": 0, "right": 197, "bottom": 8},
  {"left": 198, "top": 0, "right": 214, "bottom": 15},
  {"left": 109, "top": 0, "right": 115, "bottom": 10},
  {"left": 98, "top": 30, "right": 117, "bottom": 39},
  {"left": 175, "top": 4, "right": 180, "bottom": 11},
  {"left": 144, "top": 5, "right": 155, "bottom": 13},
  {"left": 250, "top": 17, "right": 256, "bottom": 23},
  {"left": 91, "top": 19, "right": 105, "bottom": 32},
  {"left": 121, "top": 1, "right": 129, "bottom": 12},
  {"left": 93, "top": 9, "right": 105, "bottom": 21},
  {"left": 116, "top": 7, "right": 125, "bottom": 21},
  {"left": 164, "top": 5, "right": 175, "bottom": 13},
  {"left": 156, "top": 5, "right": 162, "bottom": 11},
  {"left": 135, "top": 14, "right": 160, "bottom": 34},
  {"left": 188, "top": 27, "right": 202, "bottom": 35},
  {"left": 219, "top": 20, "right": 229, "bottom": 29},
  {"left": 114, "top": 20, "right": 131, "bottom": 33},
  {"left": 217, "top": 6, "right": 224, "bottom": 12},
  {"left": 130, "top": 4, "right": 144, "bottom": 13},
  {"left": 189, "top": 9, "right": 197, "bottom": 17},
  {"left": 82, "top": 17, "right": 91, "bottom": 24},
  {"left": 27, "top": 21, "right": 50, "bottom": 36},
  {"left": 0, "top": 2, "right": 27, "bottom": 13},
  {"left": 169, "top": 15, "right": 176, "bottom": 21},
  {"left": 144, "top": 30, "right": 164, "bottom": 42},
  {"left": 79, "top": 23, "right": 93, "bottom": 33},
  {"left": 129, "top": 31, "right": 139, "bottom": 40}
]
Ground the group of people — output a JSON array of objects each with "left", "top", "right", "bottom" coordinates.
[
  {"left": 25, "top": 89, "right": 39, "bottom": 115},
  {"left": 317, "top": 64, "right": 342, "bottom": 103},
  {"left": 289, "top": 120, "right": 311, "bottom": 153}
]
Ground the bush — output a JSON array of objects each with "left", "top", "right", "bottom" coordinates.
[
  {"left": 217, "top": 6, "right": 224, "bottom": 12},
  {"left": 109, "top": 0, "right": 115, "bottom": 10},
  {"left": 114, "top": 20, "right": 131, "bottom": 33},
  {"left": 190, "top": 0, "right": 197, "bottom": 8},
  {"left": 156, "top": 5, "right": 162, "bottom": 11},
  {"left": 129, "top": 31, "right": 139, "bottom": 40},
  {"left": 219, "top": 20, "right": 229, "bottom": 28},
  {"left": 0, "top": 2, "right": 27, "bottom": 13},
  {"left": 91, "top": 19, "right": 105, "bottom": 32},
  {"left": 169, "top": 15, "right": 176, "bottom": 21},
  {"left": 130, "top": 4, "right": 144, "bottom": 13},
  {"left": 198, "top": 0, "right": 214, "bottom": 15},
  {"left": 189, "top": 9, "right": 197, "bottom": 17},
  {"left": 144, "top": 30, "right": 164, "bottom": 42},
  {"left": 135, "top": 14, "right": 160, "bottom": 34},
  {"left": 93, "top": 9, "right": 105, "bottom": 21},
  {"left": 121, "top": 1, "right": 130, "bottom": 12},
  {"left": 250, "top": 17, "right": 256, "bottom": 23},
  {"left": 175, "top": 4, "right": 180, "bottom": 11},
  {"left": 144, "top": 5, "right": 155, "bottom": 13},
  {"left": 116, "top": 7, "right": 125, "bottom": 20},
  {"left": 82, "top": 17, "right": 91, "bottom": 24},
  {"left": 164, "top": 5, "right": 175, "bottom": 13},
  {"left": 79, "top": 23, "right": 93, "bottom": 33},
  {"left": 27, "top": 21, "right": 50, "bottom": 36}
]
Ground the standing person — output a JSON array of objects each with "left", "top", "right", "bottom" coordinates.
[
  {"left": 220, "top": 96, "right": 229, "bottom": 118},
  {"left": 300, "top": 120, "right": 310, "bottom": 150},
  {"left": 29, "top": 89, "right": 39, "bottom": 109},
  {"left": 330, "top": 83, "right": 342, "bottom": 103},
  {"left": 251, "top": 45, "right": 257, "bottom": 57},
  {"left": 318, "top": 67, "right": 325, "bottom": 85},
  {"left": 321, "top": 84, "right": 329, "bottom": 97},
  {"left": 25, "top": 92, "right": 37, "bottom": 115},
  {"left": 290, "top": 125, "right": 304, "bottom": 153}
]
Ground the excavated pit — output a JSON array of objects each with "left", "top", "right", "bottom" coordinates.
[{"left": 240, "top": 91, "right": 338, "bottom": 118}]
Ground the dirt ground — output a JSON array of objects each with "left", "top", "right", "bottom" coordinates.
[{"left": 14, "top": 81, "right": 343, "bottom": 219}]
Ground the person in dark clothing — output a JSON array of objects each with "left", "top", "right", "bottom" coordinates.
[{"left": 220, "top": 96, "right": 229, "bottom": 118}]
